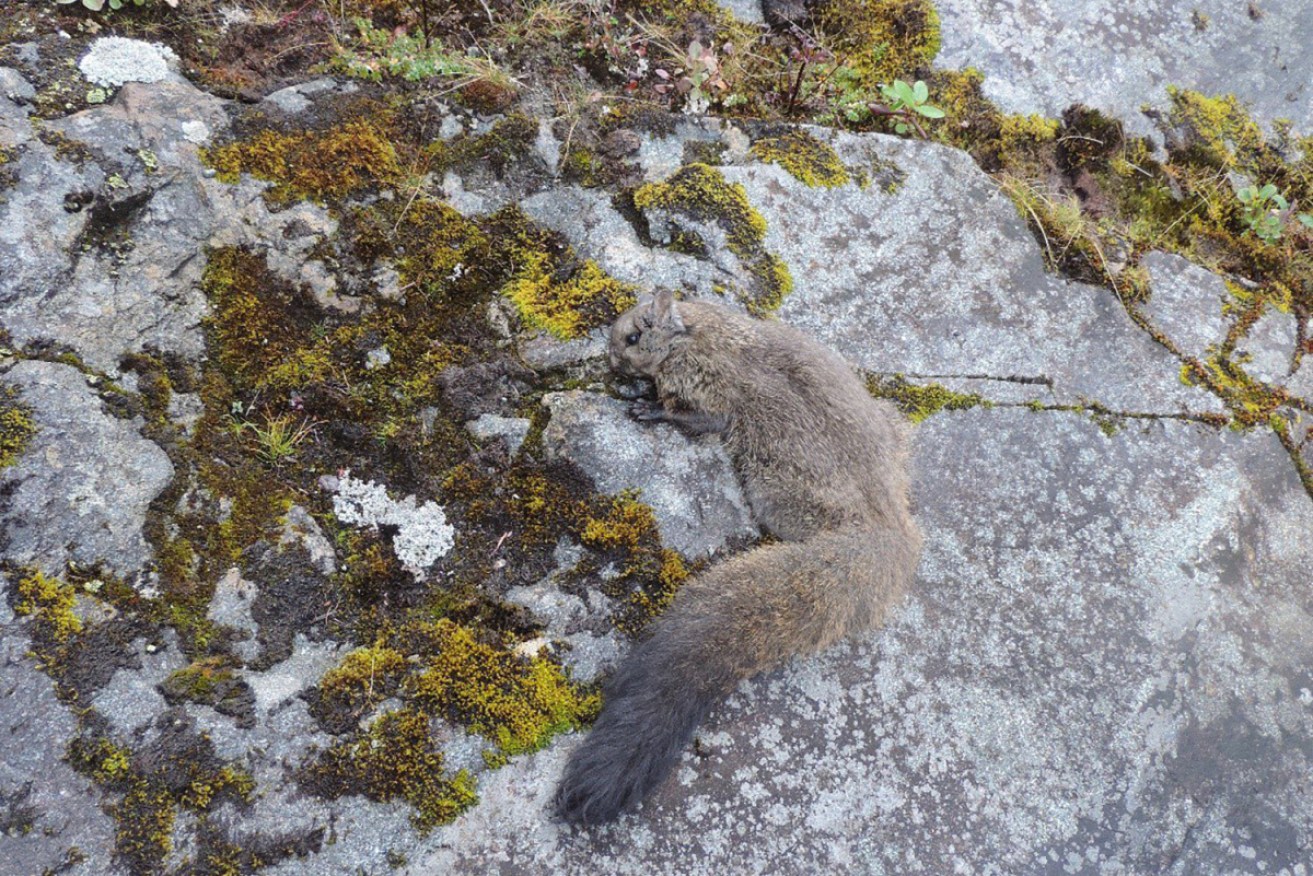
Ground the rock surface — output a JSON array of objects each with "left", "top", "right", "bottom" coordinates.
[
  {"left": 408, "top": 408, "right": 1313, "bottom": 875},
  {"left": 1, "top": 20, "right": 1311, "bottom": 875},
  {"left": 541, "top": 391, "right": 757, "bottom": 558},
  {"left": 0, "top": 360, "right": 173, "bottom": 579},
  {"left": 933, "top": 0, "right": 1313, "bottom": 141}
]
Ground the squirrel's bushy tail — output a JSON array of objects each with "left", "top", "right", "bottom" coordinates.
[{"left": 554, "top": 524, "right": 920, "bottom": 825}]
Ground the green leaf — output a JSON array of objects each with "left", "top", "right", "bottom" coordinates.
[
  {"left": 916, "top": 104, "right": 945, "bottom": 118},
  {"left": 912, "top": 80, "right": 928, "bottom": 104},
  {"left": 82, "top": 0, "right": 105, "bottom": 9},
  {"left": 1272, "top": 194, "right": 1289, "bottom": 210},
  {"left": 1298, "top": 213, "right": 1313, "bottom": 228},
  {"left": 894, "top": 122, "right": 910, "bottom": 134},
  {"left": 1237, "top": 187, "right": 1255, "bottom": 203},
  {"left": 1258, "top": 183, "right": 1278, "bottom": 199},
  {"left": 893, "top": 80, "right": 916, "bottom": 105}
]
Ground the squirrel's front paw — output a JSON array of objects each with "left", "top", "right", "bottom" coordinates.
[{"left": 629, "top": 400, "right": 667, "bottom": 422}]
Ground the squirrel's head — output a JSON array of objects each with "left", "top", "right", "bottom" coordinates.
[{"left": 608, "top": 289, "right": 687, "bottom": 378}]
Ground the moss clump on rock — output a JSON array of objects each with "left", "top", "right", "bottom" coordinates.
[
  {"left": 309, "top": 706, "right": 478, "bottom": 832},
  {"left": 867, "top": 375, "right": 993, "bottom": 423},
  {"left": 634, "top": 163, "right": 794, "bottom": 313},
  {"left": 750, "top": 129, "right": 850, "bottom": 188},
  {"left": 815, "top": 0, "right": 941, "bottom": 84},
  {"left": 203, "top": 116, "right": 404, "bottom": 206},
  {"left": 407, "top": 618, "right": 600, "bottom": 755},
  {"left": 0, "top": 386, "right": 36, "bottom": 470}
]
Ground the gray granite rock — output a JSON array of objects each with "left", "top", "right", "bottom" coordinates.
[
  {"left": 742, "top": 130, "right": 1219, "bottom": 416},
  {"left": 1, "top": 77, "right": 340, "bottom": 374},
  {"left": 541, "top": 391, "right": 757, "bottom": 558},
  {"left": 466, "top": 413, "right": 532, "bottom": 456},
  {"left": 0, "top": 360, "right": 173, "bottom": 580},
  {"left": 406, "top": 408, "right": 1313, "bottom": 875},
  {"left": 1142, "top": 250, "right": 1231, "bottom": 361},
  {"left": 933, "top": 0, "right": 1313, "bottom": 142},
  {"left": 1238, "top": 304, "right": 1298, "bottom": 385},
  {"left": 0, "top": 576, "right": 122, "bottom": 876}
]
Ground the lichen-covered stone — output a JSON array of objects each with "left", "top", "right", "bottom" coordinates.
[
  {"left": 540, "top": 391, "right": 757, "bottom": 558},
  {"left": 0, "top": 361, "right": 173, "bottom": 580}
]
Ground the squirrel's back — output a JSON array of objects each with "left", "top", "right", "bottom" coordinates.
[{"left": 557, "top": 292, "right": 922, "bottom": 825}]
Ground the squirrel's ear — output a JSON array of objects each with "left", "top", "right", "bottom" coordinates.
[{"left": 652, "top": 289, "right": 685, "bottom": 333}]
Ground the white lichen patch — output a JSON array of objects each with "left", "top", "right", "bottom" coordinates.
[
  {"left": 329, "top": 472, "right": 455, "bottom": 578},
  {"left": 79, "top": 37, "right": 179, "bottom": 88}
]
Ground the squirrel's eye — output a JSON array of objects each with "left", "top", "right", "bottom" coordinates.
[{"left": 625, "top": 331, "right": 641, "bottom": 346}]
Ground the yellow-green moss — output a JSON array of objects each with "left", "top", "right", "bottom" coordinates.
[
  {"left": 1180, "top": 353, "right": 1290, "bottom": 430},
  {"left": 633, "top": 163, "right": 793, "bottom": 312},
  {"left": 114, "top": 781, "right": 176, "bottom": 873},
  {"left": 201, "top": 247, "right": 319, "bottom": 394},
  {"left": 407, "top": 619, "right": 599, "bottom": 754},
  {"left": 815, "top": 0, "right": 941, "bottom": 85},
  {"left": 67, "top": 737, "right": 134, "bottom": 786},
  {"left": 311, "top": 707, "right": 478, "bottom": 832},
  {"left": 317, "top": 644, "right": 408, "bottom": 716},
  {"left": 485, "top": 207, "right": 639, "bottom": 339},
  {"left": 14, "top": 569, "right": 83, "bottom": 642},
  {"left": 867, "top": 375, "right": 993, "bottom": 423},
  {"left": 505, "top": 257, "right": 638, "bottom": 340},
  {"left": 1163, "top": 87, "right": 1266, "bottom": 168},
  {"left": 0, "top": 387, "right": 36, "bottom": 470},
  {"left": 579, "top": 492, "right": 695, "bottom": 633},
  {"left": 181, "top": 766, "right": 256, "bottom": 811},
  {"left": 203, "top": 116, "right": 403, "bottom": 206},
  {"left": 750, "top": 130, "right": 850, "bottom": 188}
]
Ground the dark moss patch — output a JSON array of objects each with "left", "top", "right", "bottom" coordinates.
[
  {"left": 429, "top": 113, "right": 538, "bottom": 177},
  {"left": 307, "top": 706, "right": 477, "bottom": 833},
  {"left": 69, "top": 713, "right": 256, "bottom": 876},
  {"left": 158, "top": 657, "right": 257, "bottom": 728}
]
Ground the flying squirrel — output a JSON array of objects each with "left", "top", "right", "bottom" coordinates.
[{"left": 555, "top": 290, "right": 922, "bottom": 824}]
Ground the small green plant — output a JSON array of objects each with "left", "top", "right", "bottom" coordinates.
[
  {"left": 232, "top": 413, "right": 318, "bottom": 467},
  {"left": 333, "top": 19, "right": 509, "bottom": 87},
  {"left": 1298, "top": 213, "right": 1313, "bottom": 230},
  {"left": 1237, "top": 183, "right": 1288, "bottom": 243},
  {"left": 871, "top": 79, "right": 944, "bottom": 137}
]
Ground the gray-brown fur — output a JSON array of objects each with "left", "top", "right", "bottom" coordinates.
[{"left": 554, "top": 291, "right": 923, "bottom": 825}]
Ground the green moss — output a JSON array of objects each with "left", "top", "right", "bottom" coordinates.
[
  {"left": 407, "top": 619, "right": 599, "bottom": 754},
  {"left": 505, "top": 258, "right": 638, "bottom": 340},
  {"left": 316, "top": 644, "right": 408, "bottom": 717},
  {"left": 0, "top": 387, "right": 36, "bottom": 470},
  {"left": 13, "top": 569, "right": 83, "bottom": 643},
  {"left": 203, "top": 116, "right": 404, "bottom": 206},
  {"left": 579, "top": 492, "right": 694, "bottom": 633},
  {"left": 311, "top": 707, "right": 478, "bottom": 832},
  {"left": 67, "top": 737, "right": 134, "bottom": 786},
  {"left": 750, "top": 130, "right": 850, "bottom": 188},
  {"left": 483, "top": 207, "right": 639, "bottom": 339},
  {"left": 814, "top": 0, "right": 941, "bottom": 85},
  {"left": 201, "top": 247, "right": 320, "bottom": 394},
  {"left": 1180, "top": 353, "right": 1291, "bottom": 430},
  {"left": 866, "top": 375, "right": 993, "bottom": 423},
  {"left": 428, "top": 113, "right": 538, "bottom": 177},
  {"left": 633, "top": 163, "right": 793, "bottom": 313},
  {"left": 1162, "top": 87, "right": 1266, "bottom": 168},
  {"left": 114, "top": 781, "right": 176, "bottom": 875}
]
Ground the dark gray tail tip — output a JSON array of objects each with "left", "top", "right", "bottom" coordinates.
[{"left": 552, "top": 769, "right": 641, "bottom": 827}]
